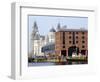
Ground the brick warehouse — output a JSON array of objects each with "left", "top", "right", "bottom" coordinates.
[{"left": 55, "top": 28, "right": 88, "bottom": 58}]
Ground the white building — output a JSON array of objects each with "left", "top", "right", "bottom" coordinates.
[
  {"left": 32, "top": 36, "right": 45, "bottom": 57},
  {"left": 45, "top": 27, "right": 56, "bottom": 44},
  {"left": 29, "top": 22, "right": 56, "bottom": 58},
  {"left": 30, "top": 22, "right": 45, "bottom": 57}
]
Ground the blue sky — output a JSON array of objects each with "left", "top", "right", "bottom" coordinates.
[
  {"left": 28, "top": 15, "right": 88, "bottom": 52},
  {"left": 28, "top": 15, "right": 88, "bottom": 35}
]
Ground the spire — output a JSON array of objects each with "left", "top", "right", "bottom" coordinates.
[
  {"left": 57, "top": 23, "right": 61, "bottom": 31},
  {"left": 32, "top": 21, "right": 38, "bottom": 32},
  {"left": 31, "top": 21, "right": 40, "bottom": 40}
]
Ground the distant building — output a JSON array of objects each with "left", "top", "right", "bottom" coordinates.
[
  {"left": 41, "top": 43, "right": 55, "bottom": 55},
  {"left": 29, "top": 22, "right": 88, "bottom": 59},
  {"left": 45, "top": 27, "right": 56, "bottom": 44},
  {"left": 30, "top": 22, "right": 45, "bottom": 57},
  {"left": 55, "top": 28, "right": 88, "bottom": 58},
  {"left": 30, "top": 22, "right": 56, "bottom": 57},
  {"left": 42, "top": 27, "right": 56, "bottom": 55}
]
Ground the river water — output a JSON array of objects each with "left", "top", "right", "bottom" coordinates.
[{"left": 28, "top": 61, "right": 87, "bottom": 66}]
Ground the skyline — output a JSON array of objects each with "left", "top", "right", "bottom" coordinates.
[
  {"left": 28, "top": 15, "right": 88, "bottom": 52},
  {"left": 28, "top": 15, "right": 88, "bottom": 36}
]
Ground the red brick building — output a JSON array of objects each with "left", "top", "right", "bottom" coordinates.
[{"left": 55, "top": 28, "right": 88, "bottom": 57}]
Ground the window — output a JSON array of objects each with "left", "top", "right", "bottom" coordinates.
[
  {"left": 76, "top": 36, "right": 78, "bottom": 39},
  {"left": 76, "top": 41, "right": 78, "bottom": 43},
  {"left": 69, "top": 36, "right": 71, "bottom": 39},
  {"left": 69, "top": 32, "right": 71, "bottom": 34},
  {"left": 63, "top": 46, "right": 65, "bottom": 48},
  {"left": 69, "top": 41, "right": 71, "bottom": 44},
  {"left": 82, "top": 41, "right": 85, "bottom": 43},
  {"left": 82, "top": 45, "right": 85, "bottom": 48},
  {"left": 82, "top": 32, "right": 84, "bottom": 34},
  {"left": 82, "top": 36, "right": 85, "bottom": 39},
  {"left": 76, "top": 32, "right": 78, "bottom": 34}
]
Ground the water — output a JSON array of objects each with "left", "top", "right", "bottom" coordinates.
[
  {"left": 28, "top": 62, "right": 55, "bottom": 66},
  {"left": 28, "top": 61, "right": 87, "bottom": 66}
]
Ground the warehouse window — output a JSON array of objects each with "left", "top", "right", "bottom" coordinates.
[
  {"left": 69, "top": 36, "right": 71, "bottom": 39},
  {"left": 76, "top": 32, "right": 78, "bottom": 34},
  {"left": 76, "top": 41, "right": 78, "bottom": 43},
  {"left": 69, "top": 41, "right": 72, "bottom": 44},
  {"left": 82, "top": 32, "right": 85, "bottom": 34},
  {"left": 76, "top": 36, "right": 78, "bottom": 39},
  {"left": 82, "top": 41, "right": 85, "bottom": 43},
  {"left": 82, "top": 36, "right": 85, "bottom": 39},
  {"left": 69, "top": 32, "right": 71, "bottom": 34},
  {"left": 82, "top": 45, "right": 85, "bottom": 48}
]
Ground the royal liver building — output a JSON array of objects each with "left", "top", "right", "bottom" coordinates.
[
  {"left": 29, "top": 21, "right": 56, "bottom": 58},
  {"left": 30, "top": 21, "right": 45, "bottom": 57}
]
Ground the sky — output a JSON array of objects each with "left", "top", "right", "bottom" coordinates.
[{"left": 28, "top": 15, "right": 88, "bottom": 52}]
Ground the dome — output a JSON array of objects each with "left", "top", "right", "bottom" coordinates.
[{"left": 49, "top": 27, "right": 56, "bottom": 32}]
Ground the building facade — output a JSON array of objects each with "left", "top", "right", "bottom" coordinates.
[
  {"left": 45, "top": 27, "right": 56, "bottom": 44},
  {"left": 30, "top": 22, "right": 56, "bottom": 58},
  {"left": 55, "top": 28, "right": 88, "bottom": 57},
  {"left": 41, "top": 27, "right": 56, "bottom": 55},
  {"left": 30, "top": 22, "right": 88, "bottom": 59},
  {"left": 30, "top": 22, "right": 45, "bottom": 57}
]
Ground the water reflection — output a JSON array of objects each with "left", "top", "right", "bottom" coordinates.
[{"left": 28, "top": 60, "right": 87, "bottom": 66}]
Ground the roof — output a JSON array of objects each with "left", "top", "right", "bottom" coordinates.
[
  {"left": 50, "top": 27, "right": 56, "bottom": 32},
  {"left": 58, "top": 28, "right": 88, "bottom": 32}
]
